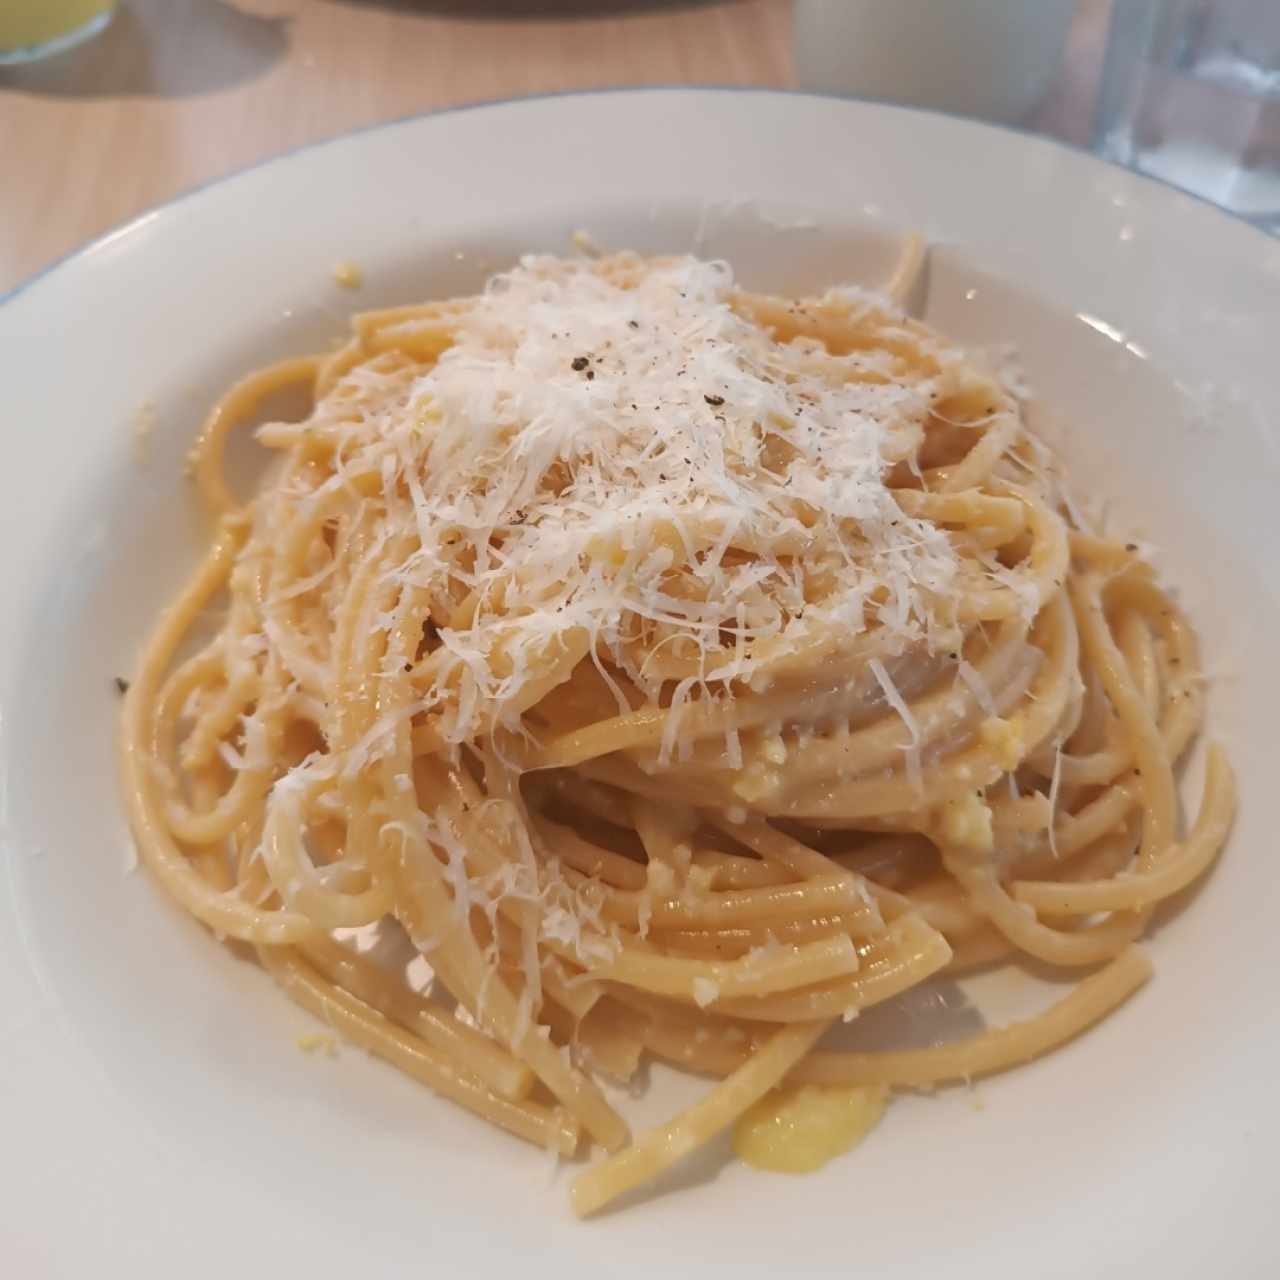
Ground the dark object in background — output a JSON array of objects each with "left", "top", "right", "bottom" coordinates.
[{"left": 331, "top": 0, "right": 719, "bottom": 19}]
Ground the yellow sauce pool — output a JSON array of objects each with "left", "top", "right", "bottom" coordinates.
[{"left": 733, "top": 1083, "right": 888, "bottom": 1174}]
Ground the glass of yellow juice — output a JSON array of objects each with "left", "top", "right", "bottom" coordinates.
[{"left": 0, "top": 0, "right": 117, "bottom": 64}]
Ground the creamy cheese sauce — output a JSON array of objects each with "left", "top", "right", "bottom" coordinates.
[{"left": 733, "top": 1083, "right": 888, "bottom": 1173}]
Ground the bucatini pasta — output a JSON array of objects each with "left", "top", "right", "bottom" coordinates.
[{"left": 119, "top": 244, "right": 1234, "bottom": 1215}]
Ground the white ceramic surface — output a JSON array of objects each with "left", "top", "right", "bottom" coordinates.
[{"left": 2, "top": 90, "right": 1279, "bottom": 1279}]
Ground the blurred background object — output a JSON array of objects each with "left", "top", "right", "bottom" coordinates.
[
  {"left": 0, "top": 1, "right": 118, "bottom": 65},
  {"left": 793, "top": 0, "right": 1078, "bottom": 125},
  {"left": 2, "top": 1, "right": 1274, "bottom": 294},
  {"left": 1095, "top": 0, "right": 1279, "bottom": 230}
]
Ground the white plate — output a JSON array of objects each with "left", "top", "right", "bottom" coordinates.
[{"left": 3, "top": 90, "right": 1279, "bottom": 1278}]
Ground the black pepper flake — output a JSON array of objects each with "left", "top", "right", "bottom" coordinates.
[
  {"left": 1125, "top": 542, "right": 1138, "bottom": 552},
  {"left": 628, "top": 320, "right": 639, "bottom": 329},
  {"left": 586, "top": 370, "right": 595, "bottom": 380},
  {"left": 571, "top": 356, "right": 589, "bottom": 371},
  {"left": 948, "top": 652, "right": 959, "bottom": 661},
  {"left": 704, "top": 394, "right": 725, "bottom": 407},
  {"left": 114, "top": 676, "right": 130, "bottom": 695}
]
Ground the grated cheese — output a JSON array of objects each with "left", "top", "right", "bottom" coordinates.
[
  {"left": 279, "top": 255, "right": 959, "bottom": 747},
  {"left": 939, "top": 790, "right": 994, "bottom": 854},
  {"left": 957, "top": 660, "right": 998, "bottom": 719},
  {"left": 868, "top": 656, "right": 923, "bottom": 791},
  {"left": 692, "top": 978, "right": 720, "bottom": 1008},
  {"left": 977, "top": 715, "right": 1025, "bottom": 772},
  {"left": 1046, "top": 739, "right": 1065, "bottom": 859}
]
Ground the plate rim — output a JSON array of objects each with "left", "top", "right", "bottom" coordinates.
[
  {"left": 1, "top": 82, "right": 1278, "bottom": 1273},
  {"left": 4, "top": 83, "right": 1276, "bottom": 309}
]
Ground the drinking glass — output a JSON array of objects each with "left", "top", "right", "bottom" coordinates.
[
  {"left": 0, "top": 0, "right": 117, "bottom": 66},
  {"left": 1095, "top": 0, "right": 1280, "bottom": 230}
]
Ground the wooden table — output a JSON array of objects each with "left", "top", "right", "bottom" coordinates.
[{"left": 0, "top": 0, "right": 1107, "bottom": 294}]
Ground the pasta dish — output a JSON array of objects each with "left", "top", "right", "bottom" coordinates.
[{"left": 119, "top": 247, "right": 1235, "bottom": 1215}]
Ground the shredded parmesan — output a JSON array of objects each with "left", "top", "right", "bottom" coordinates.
[
  {"left": 940, "top": 790, "right": 995, "bottom": 854},
  {"left": 1046, "top": 739, "right": 1065, "bottom": 858},
  {"left": 692, "top": 978, "right": 720, "bottom": 1009},
  {"left": 978, "top": 715, "right": 1024, "bottom": 772},
  {"left": 957, "top": 660, "right": 998, "bottom": 718},
  {"left": 280, "top": 255, "right": 959, "bottom": 747},
  {"left": 869, "top": 656, "right": 923, "bottom": 791}
]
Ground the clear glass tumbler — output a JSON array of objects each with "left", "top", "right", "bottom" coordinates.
[
  {"left": 0, "top": 0, "right": 117, "bottom": 66},
  {"left": 1095, "top": 0, "right": 1280, "bottom": 231}
]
